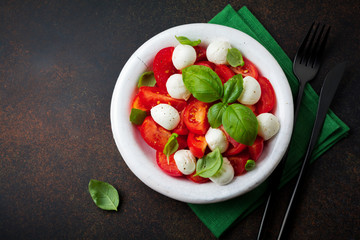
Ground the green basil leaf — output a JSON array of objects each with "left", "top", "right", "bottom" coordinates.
[
  {"left": 163, "top": 133, "right": 179, "bottom": 164},
  {"left": 175, "top": 36, "right": 201, "bottom": 46},
  {"left": 88, "top": 179, "right": 120, "bottom": 211},
  {"left": 222, "top": 104, "right": 258, "bottom": 145},
  {"left": 194, "top": 148, "right": 223, "bottom": 178},
  {"left": 137, "top": 71, "right": 156, "bottom": 87},
  {"left": 245, "top": 160, "right": 256, "bottom": 171},
  {"left": 182, "top": 65, "right": 223, "bottom": 103},
  {"left": 207, "top": 102, "right": 228, "bottom": 128},
  {"left": 129, "top": 108, "right": 147, "bottom": 125},
  {"left": 222, "top": 74, "right": 243, "bottom": 103},
  {"left": 227, "top": 48, "right": 244, "bottom": 67}
]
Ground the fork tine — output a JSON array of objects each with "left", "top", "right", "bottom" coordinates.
[
  {"left": 294, "top": 22, "right": 315, "bottom": 64},
  {"left": 312, "top": 25, "right": 330, "bottom": 68},
  {"left": 301, "top": 22, "right": 320, "bottom": 65}
]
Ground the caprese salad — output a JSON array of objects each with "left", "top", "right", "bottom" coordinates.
[{"left": 129, "top": 36, "right": 280, "bottom": 185}]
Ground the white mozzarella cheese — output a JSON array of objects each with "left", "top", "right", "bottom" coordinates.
[
  {"left": 209, "top": 157, "right": 234, "bottom": 185},
  {"left": 206, "top": 40, "right": 231, "bottom": 65},
  {"left": 150, "top": 104, "right": 180, "bottom": 130},
  {"left": 172, "top": 44, "right": 197, "bottom": 70},
  {"left": 166, "top": 74, "right": 191, "bottom": 100},
  {"left": 257, "top": 113, "right": 280, "bottom": 140},
  {"left": 205, "top": 127, "right": 229, "bottom": 153},
  {"left": 238, "top": 76, "right": 261, "bottom": 105},
  {"left": 174, "top": 150, "right": 196, "bottom": 175}
]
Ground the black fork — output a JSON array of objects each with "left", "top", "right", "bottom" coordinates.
[{"left": 256, "top": 22, "right": 330, "bottom": 240}]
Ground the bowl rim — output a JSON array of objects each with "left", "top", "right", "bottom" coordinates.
[{"left": 110, "top": 23, "right": 294, "bottom": 204}]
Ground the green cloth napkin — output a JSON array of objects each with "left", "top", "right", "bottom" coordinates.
[{"left": 188, "top": 5, "right": 350, "bottom": 238}]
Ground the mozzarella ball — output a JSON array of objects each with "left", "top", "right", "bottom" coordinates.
[
  {"left": 210, "top": 157, "right": 234, "bottom": 185},
  {"left": 150, "top": 104, "right": 180, "bottom": 130},
  {"left": 257, "top": 113, "right": 280, "bottom": 140},
  {"left": 206, "top": 40, "right": 231, "bottom": 64},
  {"left": 174, "top": 150, "right": 196, "bottom": 175},
  {"left": 166, "top": 74, "right": 191, "bottom": 100},
  {"left": 238, "top": 76, "right": 261, "bottom": 105},
  {"left": 205, "top": 127, "right": 229, "bottom": 153},
  {"left": 172, "top": 44, "right": 197, "bottom": 70}
]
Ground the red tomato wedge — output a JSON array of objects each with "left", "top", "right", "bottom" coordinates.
[
  {"left": 140, "top": 116, "right": 171, "bottom": 152},
  {"left": 228, "top": 151, "right": 250, "bottom": 176},
  {"left": 131, "top": 93, "right": 148, "bottom": 112},
  {"left": 194, "top": 46, "right": 207, "bottom": 62},
  {"left": 172, "top": 110, "right": 189, "bottom": 135},
  {"left": 194, "top": 61, "right": 215, "bottom": 70},
  {"left": 248, "top": 136, "right": 264, "bottom": 161},
  {"left": 137, "top": 86, "right": 187, "bottom": 112},
  {"left": 183, "top": 99, "right": 210, "bottom": 135},
  {"left": 187, "top": 132, "right": 207, "bottom": 158},
  {"left": 156, "top": 151, "right": 183, "bottom": 177},
  {"left": 153, "top": 47, "right": 177, "bottom": 91},
  {"left": 231, "top": 57, "right": 259, "bottom": 79},
  {"left": 187, "top": 172, "right": 210, "bottom": 183},
  {"left": 255, "top": 76, "right": 276, "bottom": 114},
  {"left": 214, "top": 64, "right": 235, "bottom": 84}
]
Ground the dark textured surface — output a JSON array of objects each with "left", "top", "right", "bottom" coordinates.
[{"left": 1, "top": 0, "right": 359, "bottom": 239}]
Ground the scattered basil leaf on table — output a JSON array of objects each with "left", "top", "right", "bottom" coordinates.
[
  {"left": 137, "top": 71, "right": 156, "bottom": 87},
  {"left": 182, "top": 65, "right": 223, "bottom": 103},
  {"left": 222, "top": 74, "right": 243, "bottom": 103},
  {"left": 194, "top": 148, "right": 223, "bottom": 178},
  {"left": 163, "top": 133, "right": 179, "bottom": 164},
  {"left": 175, "top": 36, "right": 201, "bottom": 46},
  {"left": 207, "top": 102, "right": 228, "bottom": 128},
  {"left": 129, "top": 108, "right": 147, "bottom": 125},
  {"left": 227, "top": 48, "right": 244, "bottom": 67},
  {"left": 222, "top": 104, "right": 258, "bottom": 146},
  {"left": 88, "top": 179, "right": 119, "bottom": 211},
  {"left": 245, "top": 160, "right": 256, "bottom": 171}
]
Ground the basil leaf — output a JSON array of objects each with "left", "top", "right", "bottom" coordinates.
[
  {"left": 207, "top": 102, "right": 228, "bottom": 128},
  {"left": 88, "top": 179, "right": 120, "bottom": 211},
  {"left": 138, "top": 71, "right": 156, "bottom": 87},
  {"left": 129, "top": 108, "right": 147, "bottom": 125},
  {"left": 227, "top": 48, "right": 244, "bottom": 67},
  {"left": 194, "top": 148, "right": 223, "bottom": 178},
  {"left": 163, "top": 133, "right": 179, "bottom": 164},
  {"left": 182, "top": 65, "right": 223, "bottom": 103},
  {"left": 175, "top": 36, "right": 201, "bottom": 46},
  {"left": 245, "top": 160, "right": 256, "bottom": 171},
  {"left": 222, "top": 104, "right": 258, "bottom": 146},
  {"left": 223, "top": 74, "right": 243, "bottom": 103}
]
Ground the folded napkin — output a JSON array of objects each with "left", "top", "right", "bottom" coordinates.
[{"left": 188, "top": 5, "right": 350, "bottom": 238}]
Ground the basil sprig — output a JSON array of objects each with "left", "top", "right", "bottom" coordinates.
[
  {"left": 227, "top": 48, "right": 244, "bottom": 67},
  {"left": 182, "top": 65, "right": 223, "bottom": 102},
  {"left": 194, "top": 148, "right": 223, "bottom": 178},
  {"left": 163, "top": 133, "right": 179, "bottom": 164},
  {"left": 245, "top": 160, "right": 256, "bottom": 171},
  {"left": 88, "top": 179, "right": 120, "bottom": 211},
  {"left": 175, "top": 36, "right": 201, "bottom": 46},
  {"left": 207, "top": 102, "right": 228, "bottom": 129},
  {"left": 137, "top": 71, "right": 156, "bottom": 87},
  {"left": 222, "top": 104, "right": 258, "bottom": 146},
  {"left": 222, "top": 74, "right": 243, "bottom": 104}
]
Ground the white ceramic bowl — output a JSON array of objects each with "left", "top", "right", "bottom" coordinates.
[{"left": 110, "top": 23, "right": 293, "bottom": 204}]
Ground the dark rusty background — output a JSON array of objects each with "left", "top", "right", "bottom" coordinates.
[{"left": 1, "top": 0, "right": 359, "bottom": 239}]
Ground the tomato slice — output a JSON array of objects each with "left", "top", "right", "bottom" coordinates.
[
  {"left": 187, "top": 172, "right": 210, "bottom": 183},
  {"left": 228, "top": 151, "right": 250, "bottom": 176},
  {"left": 131, "top": 93, "right": 148, "bottom": 112},
  {"left": 137, "top": 86, "right": 187, "bottom": 112},
  {"left": 140, "top": 116, "right": 172, "bottom": 152},
  {"left": 194, "top": 46, "right": 207, "bottom": 62},
  {"left": 248, "top": 136, "right": 264, "bottom": 161},
  {"left": 156, "top": 151, "right": 183, "bottom": 177},
  {"left": 172, "top": 110, "right": 189, "bottom": 135},
  {"left": 183, "top": 99, "right": 210, "bottom": 135},
  {"left": 220, "top": 126, "right": 247, "bottom": 156},
  {"left": 194, "top": 61, "right": 215, "bottom": 70},
  {"left": 214, "top": 64, "right": 235, "bottom": 84},
  {"left": 255, "top": 76, "right": 276, "bottom": 114},
  {"left": 187, "top": 132, "right": 207, "bottom": 158},
  {"left": 153, "top": 47, "right": 177, "bottom": 91},
  {"left": 231, "top": 57, "right": 259, "bottom": 79}
]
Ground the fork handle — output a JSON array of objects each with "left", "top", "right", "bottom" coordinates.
[{"left": 256, "top": 80, "right": 307, "bottom": 240}]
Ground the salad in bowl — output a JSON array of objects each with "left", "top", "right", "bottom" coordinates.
[{"left": 111, "top": 23, "right": 293, "bottom": 203}]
